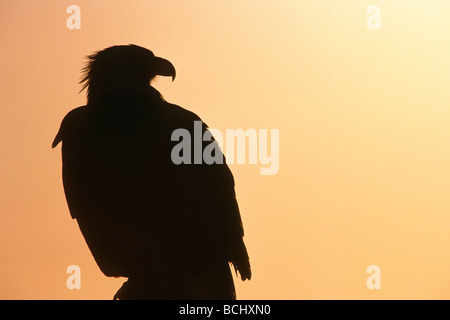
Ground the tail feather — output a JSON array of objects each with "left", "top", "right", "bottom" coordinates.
[{"left": 231, "top": 239, "right": 251, "bottom": 281}]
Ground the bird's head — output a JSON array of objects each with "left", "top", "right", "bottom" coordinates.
[{"left": 79, "top": 44, "right": 176, "bottom": 103}]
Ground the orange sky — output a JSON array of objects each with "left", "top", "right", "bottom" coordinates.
[{"left": 1, "top": 0, "right": 449, "bottom": 299}]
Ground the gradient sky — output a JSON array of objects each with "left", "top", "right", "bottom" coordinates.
[{"left": 1, "top": 0, "right": 449, "bottom": 299}]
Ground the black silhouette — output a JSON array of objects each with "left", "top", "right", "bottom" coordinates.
[{"left": 52, "top": 45, "right": 251, "bottom": 299}]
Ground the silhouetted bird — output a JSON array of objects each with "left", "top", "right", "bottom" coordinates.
[{"left": 52, "top": 45, "right": 251, "bottom": 299}]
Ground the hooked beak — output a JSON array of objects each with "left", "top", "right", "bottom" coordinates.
[{"left": 153, "top": 56, "right": 176, "bottom": 81}]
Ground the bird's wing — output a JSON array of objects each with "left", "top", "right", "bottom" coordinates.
[
  {"left": 165, "top": 104, "right": 251, "bottom": 281},
  {"left": 53, "top": 106, "right": 134, "bottom": 276},
  {"left": 203, "top": 126, "right": 252, "bottom": 281},
  {"left": 53, "top": 106, "right": 89, "bottom": 220}
]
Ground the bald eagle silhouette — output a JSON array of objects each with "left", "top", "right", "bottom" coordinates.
[{"left": 52, "top": 45, "right": 251, "bottom": 299}]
